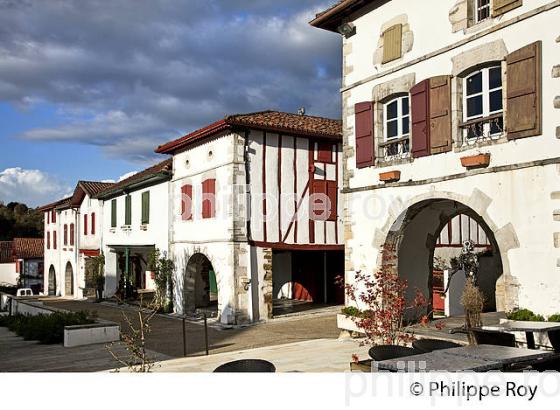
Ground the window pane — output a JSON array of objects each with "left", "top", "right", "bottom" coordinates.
[
  {"left": 466, "top": 72, "right": 482, "bottom": 95},
  {"left": 387, "top": 120, "right": 398, "bottom": 138},
  {"left": 402, "top": 116, "right": 410, "bottom": 135},
  {"left": 401, "top": 97, "right": 409, "bottom": 116},
  {"left": 466, "top": 95, "right": 483, "bottom": 117},
  {"left": 386, "top": 100, "right": 398, "bottom": 119},
  {"left": 489, "top": 66, "right": 502, "bottom": 89},
  {"left": 490, "top": 116, "right": 504, "bottom": 135},
  {"left": 489, "top": 89, "right": 503, "bottom": 112}
]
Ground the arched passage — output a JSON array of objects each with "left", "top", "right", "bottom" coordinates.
[
  {"left": 65, "top": 262, "right": 74, "bottom": 296},
  {"left": 380, "top": 198, "right": 503, "bottom": 318},
  {"left": 48, "top": 265, "right": 57, "bottom": 296},
  {"left": 183, "top": 253, "right": 218, "bottom": 314}
]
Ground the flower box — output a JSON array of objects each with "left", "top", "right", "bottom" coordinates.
[
  {"left": 460, "top": 153, "right": 491, "bottom": 169},
  {"left": 379, "top": 170, "right": 401, "bottom": 183},
  {"left": 337, "top": 313, "right": 365, "bottom": 334}
]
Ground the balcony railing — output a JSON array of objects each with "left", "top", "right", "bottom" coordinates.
[
  {"left": 379, "top": 136, "right": 410, "bottom": 160},
  {"left": 459, "top": 113, "right": 504, "bottom": 147}
]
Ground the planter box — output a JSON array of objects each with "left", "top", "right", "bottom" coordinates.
[
  {"left": 483, "top": 319, "right": 553, "bottom": 350},
  {"left": 379, "top": 170, "right": 401, "bottom": 183},
  {"left": 64, "top": 322, "right": 120, "bottom": 347},
  {"left": 460, "top": 153, "right": 491, "bottom": 169},
  {"left": 337, "top": 313, "right": 365, "bottom": 334}
]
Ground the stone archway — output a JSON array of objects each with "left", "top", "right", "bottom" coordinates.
[
  {"left": 48, "top": 265, "right": 57, "bottom": 296},
  {"left": 65, "top": 262, "right": 74, "bottom": 296},
  {"left": 376, "top": 196, "right": 518, "bottom": 315},
  {"left": 183, "top": 253, "right": 218, "bottom": 314}
]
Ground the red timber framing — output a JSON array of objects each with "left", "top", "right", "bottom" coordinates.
[
  {"left": 308, "top": 141, "right": 315, "bottom": 243},
  {"left": 250, "top": 241, "right": 343, "bottom": 251},
  {"left": 79, "top": 249, "right": 100, "bottom": 257},
  {"left": 278, "top": 134, "right": 282, "bottom": 243},
  {"left": 262, "top": 132, "right": 268, "bottom": 242}
]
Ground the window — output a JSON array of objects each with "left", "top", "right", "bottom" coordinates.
[
  {"left": 141, "top": 191, "right": 150, "bottom": 225},
  {"left": 63, "top": 224, "right": 68, "bottom": 246},
  {"left": 383, "top": 95, "right": 410, "bottom": 157},
  {"left": 463, "top": 65, "right": 503, "bottom": 141},
  {"left": 202, "top": 179, "right": 216, "bottom": 219},
  {"left": 46, "top": 212, "right": 50, "bottom": 225},
  {"left": 84, "top": 214, "right": 88, "bottom": 235},
  {"left": 474, "top": 0, "right": 491, "bottom": 23},
  {"left": 181, "top": 184, "right": 193, "bottom": 221},
  {"left": 53, "top": 231, "right": 57, "bottom": 249},
  {"left": 315, "top": 142, "right": 335, "bottom": 163},
  {"left": 91, "top": 213, "right": 96, "bottom": 235},
  {"left": 70, "top": 223, "right": 75, "bottom": 246},
  {"left": 46, "top": 232, "right": 50, "bottom": 250},
  {"left": 111, "top": 199, "right": 117, "bottom": 228},
  {"left": 51, "top": 209, "right": 56, "bottom": 223},
  {"left": 125, "top": 195, "right": 132, "bottom": 226}
]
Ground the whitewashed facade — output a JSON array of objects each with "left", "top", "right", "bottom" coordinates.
[{"left": 311, "top": 0, "right": 560, "bottom": 316}]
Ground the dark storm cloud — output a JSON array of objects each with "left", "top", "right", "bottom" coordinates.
[{"left": 0, "top": 0, "right": 341, "bottom": 162}]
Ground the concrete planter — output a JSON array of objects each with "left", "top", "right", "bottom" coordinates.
[
  {"left": 337, "top": 313, "right": 365, "bottom": 334},
  {"left": 379, "top": 170, "right": 401, "bottom": 182},
  {"left": 460, "top": 153, "right": 491, "bottom": 169},
  {"left": 64, "top": 322, "right": 120, "bottom": 347},
  {"left": 483, "top": 319, "right": 553, "bottom": 350}
]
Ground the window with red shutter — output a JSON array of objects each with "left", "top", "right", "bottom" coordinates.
[
  {"left": 354, "top": 102, "right": 375, "bottom": 168},
  {"left": 53, "top": 231, "right": 57, "bottom": 249},
  {"left": 47, "top": 232, "right": 50, "bottom": 250},
  {"left": 84, "top": 214, "right": 88, "bottom": 235},
  {"left": 91, "top": 213, "right": 96, "bottom": 235},
  {"left": 202, "top": 179, "right": 216, "bottom": 219},
  {"left": 47, "top": 211, "right": 50, "bottom": 225},
  {"left": 52, "top": 209, "right": 56, "bottom": 223},
  {"left": 181, "top": 184, "right": 193, "bottom": 220},
  {"left": 311, "top": 180, "right": 337, "bottom": 221},
  {"left": 316, "top": 141, "right": 335, "bottom": 163},
  {"left": 70, "top": 224, "right": 75, "bottom": 246},
  {"left": 64, "top": 224, "right": 68, "bottom": 246}
]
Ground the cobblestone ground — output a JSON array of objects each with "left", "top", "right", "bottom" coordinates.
[{"left": 42, "top": 299, "right": 341, "bottom": 358}]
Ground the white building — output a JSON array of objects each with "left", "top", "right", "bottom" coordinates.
[
  {"left": 311, "top": 0, "right": 560, "bottom": 317},
  {"left": 156, "top": 111, "right": 343, "bottom": 324},
  {"left": 96, "top": 159, "right": 172, "bottom": 298}
]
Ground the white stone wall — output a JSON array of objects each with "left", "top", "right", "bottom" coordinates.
[
  {"left": 339, "top": 1, "right": 560, "bottom": 315},
  {"left": 0, "top": 263, "right": 17, "bottom": 285}
]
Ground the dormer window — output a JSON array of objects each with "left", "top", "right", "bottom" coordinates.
[
  {"left": 382, "top": 95, "right": 410, "bottom": 158},
  {"left": 474, "top": 0, "right": 491, "bottom": 23}
]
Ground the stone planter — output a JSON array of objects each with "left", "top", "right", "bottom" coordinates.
[
  {"left": 337, "top": 313, "right": 365, "bottom": 334},
  {"left": 379, "top": 170, "right": 401, "bottom": 182},
  {"left": 483, "top": 319, "right": 553, "bottom": 350},
  {"left": 460, "top": 153, "right": 491, "bottom": 169}
]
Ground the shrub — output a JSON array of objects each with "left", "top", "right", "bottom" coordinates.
[
  {"left": 507, "top": 308, "right": 545, "bottom": 322},
  {"left": 341, "top": 306, "right": 361, "bottom": 317},
  {"left": 548, "top": 314, "right": 560, "bottom": 323},
  {"left": 0, "top": 311, "right": 93, "bottom": 344}
]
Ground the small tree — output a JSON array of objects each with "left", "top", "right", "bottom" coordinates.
[
  {"left": 86, "top": 254, "right": 105, "bottom": 301},
  {"left": 461, "top": 278, "right": 485, "bottom": 344},
  {"left": 343, "top": 245, "right": 429, "bottom": 346},
  {"left": 147, "top": 249, "right": 175, "bottom": 312}
]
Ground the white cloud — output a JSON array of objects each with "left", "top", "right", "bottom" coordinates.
[{"left": 0, "top": 167, "right": 72, "bottom": 207}]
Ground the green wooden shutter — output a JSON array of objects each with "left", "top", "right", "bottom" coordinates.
[
  {"left": 125, "top": 195, "right": 132, "bottom": 225},
  {"left": 141, "top": 191, "right": 150, "bottom": 225},
  {"left": 111, "top": 199, "right": 117, "bottom": 227}
]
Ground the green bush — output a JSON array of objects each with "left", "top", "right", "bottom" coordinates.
[
  {"left": 341, "top": 306, "right": 361, "bottom": 317},
  {"left": 548, "top": 314, "right": 560, "bottom": 323},
  {"left": 0, "top": 311, "right": 93, "bottom": 344},
  {"left": 507, "top": 308, "right": 545, "bottom": 322}
]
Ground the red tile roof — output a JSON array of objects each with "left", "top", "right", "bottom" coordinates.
[
  {"left": 79, "top": 181, "right": 116, "bottom": 197},
  {"left": 156, "top": 111, "right": 342, "bottom": 154},
  {"left": 94, "top": 158, "right": 173, "bottom": 198},
  {"left": 12, "top": 238, "right": 44, "bottom": 259},
  {"left": 37, "top": 196, "right": 73, "bottom": 212},
  {"left": 0, "top": 241, "right": 14, "bottom": 264}
]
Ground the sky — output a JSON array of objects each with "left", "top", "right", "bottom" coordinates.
[{"left": 0, "top": 0, "right": 341, "bottom": 207}]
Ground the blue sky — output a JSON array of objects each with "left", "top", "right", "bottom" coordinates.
[{"left": 0, "top": 0, "right": 341, "bottom": 207}]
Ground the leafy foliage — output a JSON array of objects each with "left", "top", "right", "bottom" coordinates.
[
  {"left": 147, "top": 249, "right": 174, "bottom": 312},
  {"left": 548, "top": 314, "right": 560, "bottom": 323},
  {"left": 0, "top": 311, "right": 93, "bottom": 344},
  {"left": 0, "top": 202, "right": 44, "bottom": 240},
  {"left": 507, "top": 308, "right": 545, "bottom": 322}
]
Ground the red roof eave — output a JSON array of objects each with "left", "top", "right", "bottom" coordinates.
[{"left": 155, "top": 120, "right": 230, "bottom": 154}]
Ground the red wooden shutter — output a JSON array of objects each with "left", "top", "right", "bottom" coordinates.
[
  {"left": 310, "top": 180, "right": 327, "bottom": 221},
  {"left": 47, "top": 232, "right": 50, "bottom": 250},
  {"left": 202, "top": 179, "right": 216, "bottom": 219},
  {"left": 64, "top": 224, "right": 68, "bottom": 245},
  {"left": 429, "top": 75, "right": 452, "bottom": 154},
  {"left": 181, "top": 184, "right": 193, "bottom": 220},
  {"left": 506, "top": 41, "right": 542, "bottom": 140},
  {"left": 53, "top": 231, "right": 57, "bottom": 249},
  {"left": 84, "top": 214, "right": 88, "bottom": 235},
  {"left": 411, "top": 79, "right": 431, "bottom": 158},
  {"left": 47, "top": 211, "right": 50, "bottom": 225},
  {"left": 317, "top": 141, "right": 334, "bottom": 163},
  {"left": 327, "top": 180, "right": 337, "bottom": 222},
  {"left": 91, "top": 213, "right": 96, "bottom": 235},
  {"left": 52, "top": 209, "right": 56, "bottom": 223},
  {"left": 70, "top": 224, "right": 75, "bottom": 246},
  {"left": 354, "top": 102, "right": 375, "bottom": 168}
]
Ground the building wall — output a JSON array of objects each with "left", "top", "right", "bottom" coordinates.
[
  {"left": 340, "top": 1, "right": 560, "bottom": 315},
  {"left": 0, "top": 263, "right": 17, "bottom": 285}
]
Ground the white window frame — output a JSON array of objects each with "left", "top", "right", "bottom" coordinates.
[
  {"left": 462, "top": 64, "right": 504, "bottom": 140},
  {"left": 474, "top": 0, "right": 491, "bottom": 23},
  {"left": 383, "top": 95, "right": 410, "bottom": 142}
]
